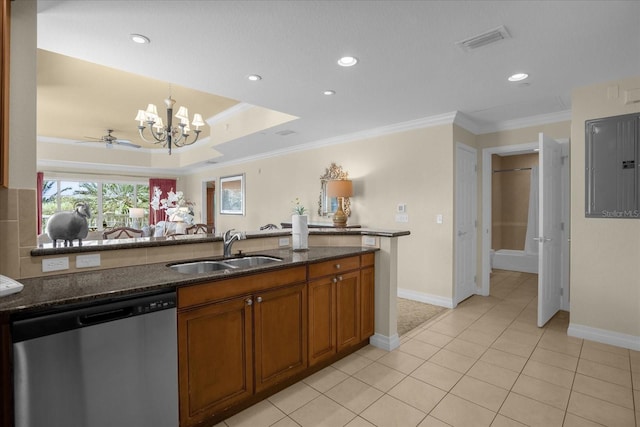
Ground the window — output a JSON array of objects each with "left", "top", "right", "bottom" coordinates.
[{"left": 41, "top": 178, "right": 149, "bottom": 231}]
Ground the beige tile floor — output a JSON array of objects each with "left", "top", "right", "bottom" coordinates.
[{"left": 217, "top": 270, "right": 639, "bottom": 427}]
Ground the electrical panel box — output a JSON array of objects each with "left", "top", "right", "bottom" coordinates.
[{"left": 585, "top": 113, "right": 639, "bottom": 218}]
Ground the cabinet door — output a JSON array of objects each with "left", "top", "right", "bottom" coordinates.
[
  {"left": 360, "top": 266, "right": 375, "bottom": 339},
  {"left": 178, "top": 296, "right": 253, "bottom": 427},
  {"left": 336, "top": 270, "right": 360, "bottom": 351},
  {"left": 254, "top": 283, "right": 308, "bottom": 392},
  {"left": 308, "top": 277, "right": 336, "bottom": 366}
]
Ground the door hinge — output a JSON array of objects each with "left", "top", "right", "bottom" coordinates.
[
  {"left": 474, "top": 220, "right": 478, "bottom": 228},
  {"left": 474, "top": 275, "right": 477, "bottom": 283},
  {"left": 560, "top": 288, "right": 564, "bottom": 296},
  {"left": 560, "top": 222, "right": 564, "bottom": 231}
]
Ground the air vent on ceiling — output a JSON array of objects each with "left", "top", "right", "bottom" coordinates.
[
  {"left": 275, "top": 130, "right": 296, "bottom": 136},
  {"left": 456, "top": 25, "right": 511, "bottom": 52}
]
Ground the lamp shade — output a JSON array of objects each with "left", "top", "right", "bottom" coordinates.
[
  {"left": 175, "top": 106, "right": 189, "bottom": 121},
  {"left": 326, "top": 179, "right": 353, "bottom": 197},
  {"left": 129, "top": 208, "right": 145, "bottom": 219}
]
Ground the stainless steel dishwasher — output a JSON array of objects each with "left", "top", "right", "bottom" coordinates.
[{"left": 11, "top": 290, "right": 178, "bottom": 427}]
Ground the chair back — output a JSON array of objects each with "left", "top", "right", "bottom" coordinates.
[
  {"left": 186, "top": 224, "right": 209, "bottom": 234},
  {"left": 102, "top": 227, "right": 144, "bottom": 239}
]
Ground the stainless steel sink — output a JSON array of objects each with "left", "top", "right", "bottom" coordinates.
[
  {"left": 168, "top": 256, "right": 282, "bottom": 274},
  {"left": 222, "top": 256, "right": 282, "bottom": 268},
  {"left": 169, "top": 260, "right": 234, "bottom": 274}
]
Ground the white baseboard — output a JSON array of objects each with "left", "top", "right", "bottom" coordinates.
[
  {"left": 568, "top": 323, "right": 640, "bottom": 351},
  {"left": 398, "top": 288, "right": 454, "bottom": 309},
  {"left": 369, "top": 333, "right": 400, "bottom": 351}
]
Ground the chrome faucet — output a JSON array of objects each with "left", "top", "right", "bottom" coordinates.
[{"left": 223, "top": 229, "right": 245, "bottom": 257}]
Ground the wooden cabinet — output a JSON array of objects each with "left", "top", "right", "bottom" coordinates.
[
  {"left": 177, "top": 267, "right": 307, "bottom": 427},
  {"left": 178, "top": 296, "right": 253, "bottom": 427},
  {"left": 254, "top": 283, "right": 307, "bottom": 392},
  {"left": 177, "top": 253, "right": 375, "bottom": 426},
  {"left": 308, "top": 255, "right": 374, "bottom": 366}
]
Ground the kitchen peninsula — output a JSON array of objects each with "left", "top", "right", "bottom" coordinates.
[{"left": 1, "top": 228, "right": 409, "bottom": 427}]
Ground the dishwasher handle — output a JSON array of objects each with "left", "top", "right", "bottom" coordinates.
[{"left": 78, "top": 306, "right": 135, "bottom": 326}]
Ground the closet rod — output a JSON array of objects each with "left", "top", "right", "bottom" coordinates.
[{"left": 492, "top": 167, "right": 532, "bottom": 173}]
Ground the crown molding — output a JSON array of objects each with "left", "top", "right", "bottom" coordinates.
[
  {"left": 207, "top": 102, "right": 254, "bottom": 125},
  {"left": 474, "top": 110, "right": 572, "bottom": 134}
]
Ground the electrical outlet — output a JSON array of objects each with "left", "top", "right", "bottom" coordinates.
[
  {"left": 278, "top": 237, "right": 290, "bottom": 247},
  {"left": 76, "top": 254, "right": 101, "bottom": 268},
  {"left": 42, "top": 257, "right": 69, "bottom": 272},
  {"left": 395, "top": 213, "right": 409, "bottom": 223},
  {"left": 436, "top": 214, "right": 443, "bottom": 224},
  {"left": 363, "top": 236, "right": 377, "bottom": 246}
]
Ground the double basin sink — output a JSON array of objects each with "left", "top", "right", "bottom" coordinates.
[{"left": 169, "top": 255, "right": 282, "bottom": 274}]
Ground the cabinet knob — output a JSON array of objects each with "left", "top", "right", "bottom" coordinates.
[
  {"left": 256, "top": 296, "right": 263, "bottom": 303},
  {"left": 246, "top": 298, "right": 253, "bottom": 306},
  {"left": 332, "top": 277, "right": 338, "bottom": 284},
  {"left": 335, "top": 264, "right": 341, "bottom": 269},
  {"left": 337, "top": 275, "right": 343, "bottom": 282}
]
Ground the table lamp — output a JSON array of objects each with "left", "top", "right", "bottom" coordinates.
[{"left": 326, "top": 179, "right": 353, "bottom": 227}]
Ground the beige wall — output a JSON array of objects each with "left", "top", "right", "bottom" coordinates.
[
  {"left": 569, "top": 76, "right": 640, "bottom": 339},
  {"left": 492, "top": 153, "right": 539, "bottom": 250},
  {"left": 183, "top": 125, "right": 457, "bottom": 301}
]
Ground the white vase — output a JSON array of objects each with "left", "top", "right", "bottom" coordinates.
[{"left": 291, "top": 214, "right": 309, "bottom": 251}]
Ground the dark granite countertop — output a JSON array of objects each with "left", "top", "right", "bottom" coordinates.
[
  {"left": 2, "top": 246, "right": 378, "bottom": 315},
  {"left": 31, "top": 228, "right": 410, "bottom": 256}
]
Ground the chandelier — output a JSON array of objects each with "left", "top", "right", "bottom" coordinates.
[{"left": 135, "top": 95, "right": 206, "bottom": 155}]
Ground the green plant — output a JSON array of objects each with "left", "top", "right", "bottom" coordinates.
[{"left": 292, "top": 197, "right": 307, "bottom": 215}]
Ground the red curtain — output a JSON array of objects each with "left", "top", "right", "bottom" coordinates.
[
  {"left": 149, "top": 178, "right": 177, "bottom": 225},
  {"left": 37, "top": 172, "right": 44, "bottom": 234}
]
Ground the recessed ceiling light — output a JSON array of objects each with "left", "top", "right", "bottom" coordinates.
[
  {"left": 247, "top": 74, "right": 262, "bottom": 81},
  {"left": 130, "top": 34, "right": 150, "bottom": 44},
  {"left": 508, "top": 73, "right": 529, "bottom": 82},
  {"left": 323, "top": 90, "right": 336, "bottom": 96},
  {"left": 337, "top": 56, "right": 358, "bottom": 67}
]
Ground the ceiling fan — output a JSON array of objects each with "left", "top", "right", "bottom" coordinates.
[{"left": 77, "top": 129, "right": 142, "bottom": 148}]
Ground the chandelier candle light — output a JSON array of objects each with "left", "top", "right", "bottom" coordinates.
[
  {"left": 326, "top": 179, "right": 353, "bottom": 227},
  {"left": 135, "top": 95, "right": 206, "bottom": 155}
]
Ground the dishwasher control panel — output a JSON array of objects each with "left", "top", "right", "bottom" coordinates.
[{"left": 137, "top": 297, "right": 176, "bottom": 314}]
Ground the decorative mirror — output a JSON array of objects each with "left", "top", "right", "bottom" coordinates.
[{"left": 318, "top": 163, "right": 351, "bottom": 217}]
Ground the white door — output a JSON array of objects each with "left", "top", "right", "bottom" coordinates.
[
  {"left": 455, "top": 143, "right": 477, "bottom": 306},
  {"left": 537, "top": 133, "right": 563, "bottom": 327}
]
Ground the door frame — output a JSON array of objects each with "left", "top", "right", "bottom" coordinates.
[{"left": 480, "top": 140, "right": 570, "bottom": 310}]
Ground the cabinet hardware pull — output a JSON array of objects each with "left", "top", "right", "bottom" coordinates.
[
  {"left": 337, "top": 276, "right": 343, "bottom": 281},
  {"left": 246, "top": 298, "right": 253, "bottom": 306},
  {"left": 335, "top": 264, "right": 341, "bottom": 269},
  {"left": 256, "top": 296, "right": 263, "bottom": 303},
  {"left": 332, "top": 277, "right": 338, "bottom": 284}
]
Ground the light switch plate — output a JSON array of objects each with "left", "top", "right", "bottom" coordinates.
[
  {"left": 42, "top": 257, "right": 69, "bottom": 272},
  {"left": 436, "top": 214, "right": 443, "bottom": 224}
]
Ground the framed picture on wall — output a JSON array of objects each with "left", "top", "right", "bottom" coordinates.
[{"left": 220, "top": 174, "right": 245, "bottom": 215}]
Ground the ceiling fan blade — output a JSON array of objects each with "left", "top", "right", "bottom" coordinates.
[{"left": 115, "top": 140, "right": 141, "bottom": 148}]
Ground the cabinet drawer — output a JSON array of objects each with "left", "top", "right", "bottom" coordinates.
[
  {"left": 178, "top": 266, "right": 306, "bottom": 309},
  {"left": 308, "top": 256, "right": 360, "bottom": 279}
]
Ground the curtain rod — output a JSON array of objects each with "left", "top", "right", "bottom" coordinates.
[{"left": 492, "top": 167, "right": 533, "bottom": 173}]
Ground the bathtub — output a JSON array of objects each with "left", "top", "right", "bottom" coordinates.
[{"left": 490, "top": 249, "right": 538, "bottom": 274}]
